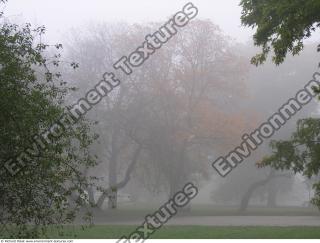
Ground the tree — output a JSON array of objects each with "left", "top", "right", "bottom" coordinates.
[
  {"left": 129, "top": 20, "right": 252, "bottom": 199},
  {"left": 240, "top": 0, "right": 320, "bottom": 65},
  {"left": 212, "top": 43, "right": 319, "bottom": 210},
  {"left": 0, "top": 2, "right": 96, "bottom": 237},
  {"left": 65, "top": 20, "right": 252, "bottom": 208},
  {"left": 65, "top": 23, "right": 147, "bottom": 209},
  {"left": 239, "top": 168, "right": 291, "bottom": 211},
  {"left": 259, "top": 118, "right": 320, "bottom": 210}
]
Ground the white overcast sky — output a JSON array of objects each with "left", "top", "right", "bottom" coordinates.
[{"left": 3, "top": 0, "right": 255, "bottom": 43}]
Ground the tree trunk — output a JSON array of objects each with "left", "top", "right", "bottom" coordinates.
[
  {"left": 239, "top": 178, "right": 271, "bottom": 212},
  {"left": 96, "top": 145, "right": 142, "bottom": 209},
  {"left": 108, "top": 154, "right": 118, "bottom": 209},
  {"left": 168, "top": 149, "right": 191, "bottom": 212},
  {"left": 267, "top": 184, "right": 278, "bottom": 207},
  {"left": 87, "top": 186, "right": 96, "bottom": 205},
  {"left": 108, "top": 188, "right": 118, "bottom": 209},
  {"left": 239, "top": 170, "right": 290, "bottom": 212}
]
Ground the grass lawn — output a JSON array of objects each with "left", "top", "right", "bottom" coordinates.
[
  {"left": 41, "top": 226, "right": 320, "bottom": 239},
  {"left": 2, "top": 206, "right": 320, "bottom": 239}
]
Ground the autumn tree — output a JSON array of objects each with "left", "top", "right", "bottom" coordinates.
[
  {"left": 127, "top": 20, "right": 254, "bottom": 199},
  {"left": 64, "top": 20, "right": 253, "bottom": 207}
]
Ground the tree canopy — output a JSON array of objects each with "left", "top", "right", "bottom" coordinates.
[
  {"left": 240, "top": 0, "right": 320, "bottom": 65},
  {"left": 259, "top": 118, "right": 320, "bottom": 209},
  {"left": 65, "top": 20, "right": 254, "bottom": 208},
  {"left": 0, "top": 1, "right": 97, "bottom": 237}
]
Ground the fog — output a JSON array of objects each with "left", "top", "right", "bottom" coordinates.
[
  {"left": 3, "top": 0, "right": 320, "bottom": 227},
  {"left": 4, "top": 0, "right": 253, "bottom": 43}
]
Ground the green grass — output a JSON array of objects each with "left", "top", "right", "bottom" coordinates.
[
  {"left": 42, "top": 226, "right": 320, "bottom": 239},
  {"left": 2, "top": 206, "right": 320, "bottom": 239}
]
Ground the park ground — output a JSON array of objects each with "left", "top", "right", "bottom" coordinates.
[
  {"left": 71, "top": 205, "right": 320, "bottom": 238},
  {"left": 2, "top": 205, "right": 320, "bottom": 239},
  {"left": 44, "top": 226, "right": 320, "bottom": 239}
]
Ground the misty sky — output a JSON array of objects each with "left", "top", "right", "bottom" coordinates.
[{"left": 3, "top": 0, "right": 255, "bottom": 43}]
